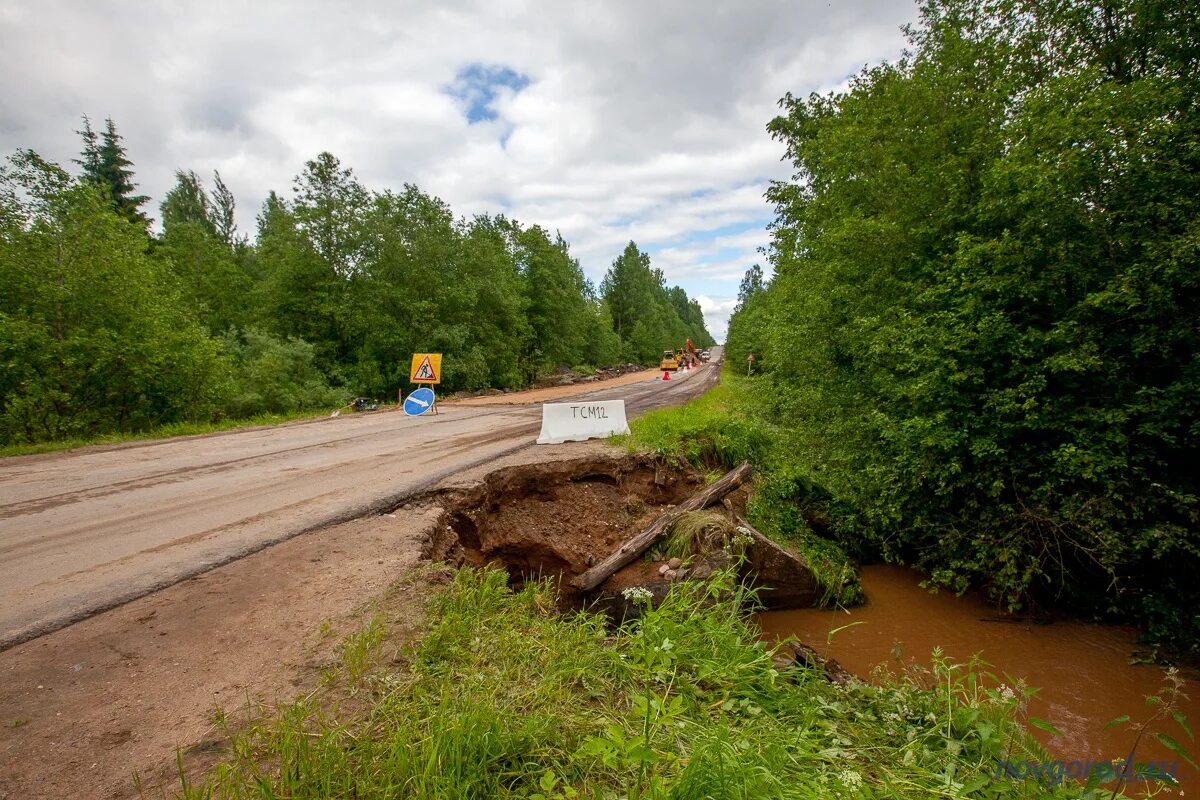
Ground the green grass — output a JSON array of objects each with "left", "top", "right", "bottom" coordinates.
[
  {"left": 619, "top": 378, "right": 773, "bottom": 471},
  {"left": 178, "top": 567, "right": 1112, "bottom": 799},
  {"left": 0, "top": 406, "right": 348, "bottom": 458},
  {"left": 663, "top": 510, "right": 733, "bottom": 560},
  {"left": 621, "top": 371, "right": 863, "bottom": 607}
]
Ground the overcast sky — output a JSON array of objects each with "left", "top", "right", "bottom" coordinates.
[{"left": 0, "top": 0, "right": 917, "bottom": 340}]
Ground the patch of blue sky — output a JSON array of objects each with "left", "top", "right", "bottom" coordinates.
[
  {"left": 649, "top": 218, "right": 770, "bottom": 252},
  {"left": 681, "top": 219, "right": 766, "bottom": 244},
  {"left": 607, "top": 213, "right": 640, "bottom": 228},
  {"left": 445, "top": 63, "right": 531, "bottom": 124}
]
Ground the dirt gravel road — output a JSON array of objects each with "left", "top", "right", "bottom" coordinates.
[
  {"left": 0, "top": 355, "right": 719, "bottom": 799},
  {"left": 0, "top": 356, "right": 719, "bottom": 651}
]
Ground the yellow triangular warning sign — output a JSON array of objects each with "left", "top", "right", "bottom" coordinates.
[
  {"left": 410, "top": 353, "right": 442, "bottom": 383},
  {"left": 413, "top": 356, "right": 435, "bottom": 381}
]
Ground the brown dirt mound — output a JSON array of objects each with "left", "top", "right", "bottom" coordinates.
[
  {"left": 424, "top": 455, "right": 709, "bottom": 586},
  {"left": 422, "top": 454, "right": 821, "bottom": 620}
]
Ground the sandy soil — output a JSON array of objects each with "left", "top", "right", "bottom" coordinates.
[{"left": 0, "top": 508, "right": 438, "bottom": 799}]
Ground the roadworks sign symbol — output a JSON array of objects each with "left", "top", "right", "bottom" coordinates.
[{"left": 410, "top": 353, "right": 442, "bottom": 384}]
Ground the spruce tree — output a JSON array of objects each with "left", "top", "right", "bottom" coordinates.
[{"left": 76, "top": 116, "right": 149, "bottom": 229}]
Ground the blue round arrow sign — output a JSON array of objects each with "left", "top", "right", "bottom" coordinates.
[{"left": 403, "top": 386, "right": 436, "bottom": 416}]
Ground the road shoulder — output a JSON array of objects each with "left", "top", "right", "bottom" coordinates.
[{"left": 0, "top": 440, "right": 618, "bottom": 800}]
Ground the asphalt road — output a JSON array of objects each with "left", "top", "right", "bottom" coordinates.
[{"left": 0, "top": 352, "right": 720, "bottom": 649}]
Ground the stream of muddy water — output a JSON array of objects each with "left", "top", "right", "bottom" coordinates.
[{"left": 758, "top": 565, "right": 1200, "bottom": 787}]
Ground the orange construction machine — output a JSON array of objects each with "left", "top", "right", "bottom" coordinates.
[{"left": 679, "top": 339, "right": 700, "bottom": 368}]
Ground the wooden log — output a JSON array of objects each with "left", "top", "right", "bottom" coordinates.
[
  {"left": 571, "top": 461, "right": 752, "bottom": 592},
  {"left": 781, "top": 640, "right": 856, "bottom": 685}
]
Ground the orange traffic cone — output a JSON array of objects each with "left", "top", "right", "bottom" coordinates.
[{"left": 662, "top": 370, "right": 671, "bottom": 381}]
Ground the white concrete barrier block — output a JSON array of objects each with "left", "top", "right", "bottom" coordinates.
[{"left": 536, "top": 400, "right": 630, "bottom": 444}]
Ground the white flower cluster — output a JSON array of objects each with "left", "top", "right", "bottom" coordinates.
[
  {"left": 838, "top": 769, "right": 863, "bottom": 790},
  {"left": 621, "top": 586, "right": 653, "bottom": 604}
]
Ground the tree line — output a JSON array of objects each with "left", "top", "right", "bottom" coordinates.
[
  {"left": 0, "top": 124, "right": 713, "bottom": 445},
  {"left": 728, "top": 0, "right": 1199, "bottom": 655}
]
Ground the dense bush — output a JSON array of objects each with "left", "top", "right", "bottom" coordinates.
[
  {"left": 218, "top": 328, "right": 344, "bottom": 419},
  {"left": 729, "top": 0, "right": 1200, "bottom": 655},
  {"left": 0, "top": 152, "right": 226, "bottom": 443}
]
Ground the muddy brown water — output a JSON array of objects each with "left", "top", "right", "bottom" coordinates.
[
  {"left": 759, "top": 564, "right": 1200, "bottom": 786},
  {"left": 426, "top": 456, "right": 1199, "bottom": 786}
]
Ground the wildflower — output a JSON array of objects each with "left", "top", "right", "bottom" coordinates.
[
  {"left": 999, "top": 684, "right": 1015, "bottom": 701},
  {"left": 621, "top": 586, "right": 652, "bottom": 604},
  {"left": 733, "top": 526, "right": 755, "bottom": 547},
  {"left": 838, "top": 769, "right": 863, "bottom": 790}
]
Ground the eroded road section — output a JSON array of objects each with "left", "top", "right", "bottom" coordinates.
[{"left": 0, "top": 355, "right": 719, "bottom": 649}]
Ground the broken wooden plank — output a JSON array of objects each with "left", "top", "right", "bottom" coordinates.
[{"left": 571, "top": 461, "right": 752, "bottom": 592}]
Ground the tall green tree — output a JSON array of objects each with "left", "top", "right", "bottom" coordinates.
[
  {"left": 601, "top": 241, "right": 656, "bottom": 347},
  {"left": 0, "top": 151, "right": 221, "bottom": 442},
  {"left": 256, "top": 189, "right": 343, "bottom": 373},
  {"left": 158, "top": 170, "right": 253, "bottom": 332},
  {"left": 75, "top": 116, "right": 149, "bottom": 229},
  {"left": 210, "top": 171, "right": 238, "bottom": 248},
  {"left": 344, "top": 184, "right": 459, "bottom": 394},
  {"left": 740, "top": 0, "right": 1200, "bottom": 654},
  {"left": 292, "top": 151, "right": 369, "bottom": 278},
  {"left": 726, "top": 265, "right": 770, "bottom": 366},
  {"left": 161, "top": 170, "right": 216, "bottom": 236},
  {"left": 736, "top": 264, "right": 764, "bottom": 307},
  {"left": 518, "top": 225, "right": 592, "bottom": 378},
  {"left": 600, "top": 241, "right": 712, "bottom": 363}
]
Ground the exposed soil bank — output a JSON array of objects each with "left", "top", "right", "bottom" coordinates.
[
  {"left": 760, "top": 564, "right": 1200, "bottom": 786},
  {"left": 424, "top": 453, "right": 701, "bottom": 578},
  {"left": 422, "top": 454, "right": 820, "bottom": 614}
]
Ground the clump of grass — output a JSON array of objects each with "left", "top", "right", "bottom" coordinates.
[
  {"left": 626, "top": 372, "right": 864, "bottom": 608},
  {"left": 340, "top": 614, "right": 386, "bottom": 687},
  {"left": 619, "top": 379, "right": 773, "bottom": 470},
  {"left": 179, "top": 567, "right": 1112, "bottom": 799},
  {"left": 663, "top": 510, "right": 734, "bottom": 560}
]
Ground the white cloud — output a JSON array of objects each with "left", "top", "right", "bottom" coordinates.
[
  {"left": 695, "top": 296, "right": 741, "bottom": 343},
  {"left": 0, "top": 0, "right": 916, "bottom": 339}
]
